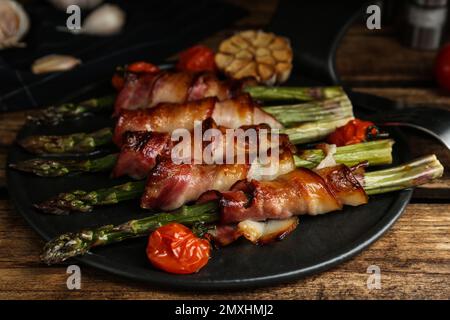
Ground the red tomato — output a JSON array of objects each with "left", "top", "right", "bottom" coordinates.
[
  {"left": 111, "top": 73, "right": 125, "bottom": 91},
  {"left": 127, "top": 61, "right": 160, "bottom": 74},
  {"left": 327, "top": 119, "right": 378, "bottom": 146},
  {"left": 176, "top": 45, "right": 216, "bottom": 72},
  {"left": 111, "top": 62, "right": 160, "bottom": 91},
  {"left": 435, "top": 44, "right": 450, "bottom": 91},
  {"left": 146, "top": 223, "right": 211, "bottom": 274}
]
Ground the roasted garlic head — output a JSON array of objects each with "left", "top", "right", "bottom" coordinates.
[{"left": 215, "top": 30, "right": 293, "bottom": 85}]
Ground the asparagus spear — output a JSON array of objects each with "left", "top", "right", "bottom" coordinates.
[
  {"left": 18, "top": 128, "right": 113, "bottom": 155},
  {"left": 41, "top": 155, "right": 444, "bottom": 264},
  {"left": 282, "top": 116, "right": 354, "bottom": 145},
  {"left": 262, "top": 95, "right": 353, "bottom": 127},
  {"left": 294, "top": 139, "right": 394, "bottom": 169},
  {"left": 245, "top": 86, "right": 345, "bottom": 101},
  {"left": 27, "top": 95, "right": 115, "bottom": 125},
  {"left": 364, "top": 155, "right": 444, "bottom": 195},
  {"left": 41, "top": 201, "right": 220, "bottom": 265},
  {"left": 9, "top": 154, "right": 118, "bottom": 177},
  {"left": 34, "top": 140, "right": 394, "bottom": 213},
  {"left": 35, "top": 181, "right": 146, "bottom": 215}
]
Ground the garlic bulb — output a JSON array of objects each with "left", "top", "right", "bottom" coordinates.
[
  {"left": 0, "top": 0, "right": 30, "bottom": 49},
  {"left": 215, "top": 30, "right": 293, "bottom": 85},
  {"left": 31, "top": 54, "right": 81, "bottom": 74},
  {"left": 81, "top": 4, "right": 125, "bottom": 36},
  {"left": 48, "top": 0, "right": 104, "bottom": 11}
]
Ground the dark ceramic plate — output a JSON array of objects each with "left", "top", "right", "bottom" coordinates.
[{"left": 6, "top": 77, "right": 413, "bottom": 290}]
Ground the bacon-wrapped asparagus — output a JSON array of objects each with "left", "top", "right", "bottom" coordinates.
[
  {"left": 19, "top": 94, "right": 353, "bottom": 155},
  {"left": 27, "top": 68, "right": 345, "bottom": 125},
  {"left": 207, "top": 164, "right": 368, "bottom": 224},
  {"left": 40, "top": 155, "right": 444, "bottom": 264},
  {"left": 33, "top": 139, "right": 394, "bottom": 214}
]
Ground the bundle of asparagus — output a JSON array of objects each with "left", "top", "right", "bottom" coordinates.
[
  {"left": 27, "top": 87, "right": 345, "bottom": 126},
  {"left": 41, "top": 154, "right": 444, "bottom": 264},
  {"left": 32, "top": 139, "right": 394, "bottom": 214},
  {"left": 20, "top": 93, "right": 354, "bottom": 155}
]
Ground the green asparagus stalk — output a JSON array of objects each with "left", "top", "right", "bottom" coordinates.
[
  {"left": 18, "top": 127, "right": 113, "bottom": 155},
  {"left": 294, "top": 139, "right": 394, "bottom": 169},
  {"left": 245, "top": 86, "right": 345, "bottom": 101},
  {"left": 27, "top": 95, "right": 115, "bottom": 125},
  {"left": 262, "top": 95, "right": 353, "bottom": 127},
  {"left": 282, "top": 116, "right": 354, "bottom": 145},
  {"left": 41, "top": 201, "right": 220, "bottom": 265},
  {"left": 40, "top": 155, "right": 443, "bottom": 264},
  {"left": 9, "top": 154, "right": 118, "bottom": 177},
  {"left": 35, "top": 181, "right": 146, "bottom": 215},
  {"left": 364, "top": 155, "right": 444, "bottom": 195},
  {"left": 34, "top": 140, "right": 394, "bottom": 212}
]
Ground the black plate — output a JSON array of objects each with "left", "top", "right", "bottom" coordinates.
[{"left": 6, "top": 77, "right": 413, "bottom": 290}]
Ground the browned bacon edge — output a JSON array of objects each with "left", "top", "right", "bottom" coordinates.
[
  {"left": 114, "top": 71, "right": 254, "bottom": 116},
  {"left": 113, "top": 116, "right": 292, "bottom": 180},
  {"left": 113, "top": 94, "right": 282, "bottom": 146},
  {"left": 197, "top": 164, "right": 368, "bottom": 225}
]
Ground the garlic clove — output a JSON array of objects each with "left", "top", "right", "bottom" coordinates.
[
  {"left": 82, "top": 4, "right": 126, "bottom": 36},
  {"left": 0, "top": 0, "right": 30, "bottom": 50},
  {"left": 31, "top": 54, "right": 81, "bottom": 74}
]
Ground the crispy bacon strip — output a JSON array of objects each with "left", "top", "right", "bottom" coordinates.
[
  {"left": 114, "top": 71, "right": 248, "bottom": 115},
  {"left": 113, "top": 97, "right": 215, "bottom": 145},
  {"left": 141, "top": 162, "right": 250, "bottom": 211},
  {"left": 217, "top": 165, "right": 368, "bottom": 224},
  {"left": 141, "top": 146, "right": 296, "bottom": 211},
  {"left": 113, "top": 94, "right": 282, "bottom": 146},
  {"left": 111, "top": 131, "right": 172, "bottom": 180},
  {"left": 113, "top": 119, "right": 293, "bottom": 179}
]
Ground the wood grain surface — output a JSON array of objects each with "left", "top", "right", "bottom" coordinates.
[{"left": 0, "top": 0, "right": 449, "bottom": 299}]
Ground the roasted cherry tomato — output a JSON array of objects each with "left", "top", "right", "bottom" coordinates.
[
  {"left": 111, "top": 73, "right": 125, "bottom": 91},
  {"left": 146, "top": 223, "right": 211, "bottom": 274},
  {"left": 127, "top": 61, "right": 160, "bottom": 74},
  {"left": 111, "top": 62, "right": 160, "bottom": 91},
  {"left": 435, "top": 43, "right": 450, "bottom": 91},
  {"left": 176, "top": 45, "right": 216, "bottom": 72},
  {"left": 327, "top": 119, "right": 380, "bottom": 146}
]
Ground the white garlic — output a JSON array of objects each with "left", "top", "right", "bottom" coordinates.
[
  {"left": 81, "top": 4, "right": 125, "bottom": 36},
  {"left": 0, "top": 0, "right": 30, "bottom": 49},
  {"left": 31, "top": 54, "right": 81, "bottom": 74},
  {"left": 48, "top": 0, "right": 104, "bottom": 11}
]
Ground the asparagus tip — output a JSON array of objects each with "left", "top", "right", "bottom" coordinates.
[
  {"left": 34, "top": 192, "right": 94, "bottom": 215},
  {"left": 10, "top": 158, "right": 72, "bottom": 177},
  {"left": 41, "top": 232, "right": 91, "bottom": 265}
]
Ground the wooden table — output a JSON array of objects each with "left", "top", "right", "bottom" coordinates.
[{"left": 0, "top": 0, "right": 449, "bottom": 299}]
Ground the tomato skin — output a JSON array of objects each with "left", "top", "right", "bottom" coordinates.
[
  {"left": 146, "top": 223, "right": 210, "bottom": 274},
  {"left": 435, "top": 44, "right": 450, "bottom": 91},
  {"left": 327, "top": 119, "right": 377, "bottom": 146},
  {"left": 111, "top": 61, "right": 160, "bottom": 91},
  {"left": 111, "top": 74, "right": 125, "bottom": 91},
  {"left": 127, "top": 61, "right": 160, "bottom": 74},
  {"left": 176, "top": 45, "right": 216, "bottom": 72}
]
